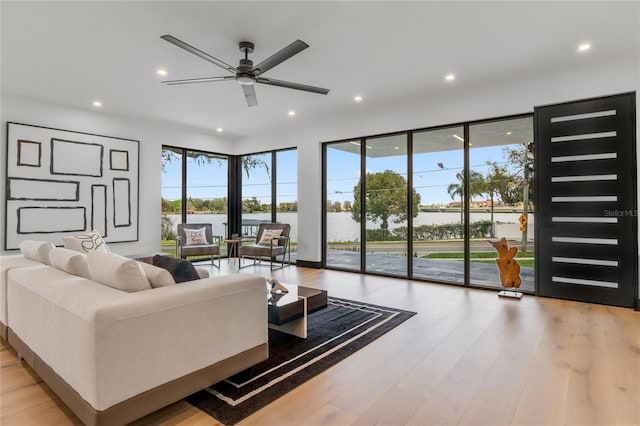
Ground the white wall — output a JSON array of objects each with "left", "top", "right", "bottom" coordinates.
[
  {"left": 0, "top": 93, "right": 234, "bottom": 256},
  {"left": 236, "top": 59, "right": 640, "bottom": 266}
]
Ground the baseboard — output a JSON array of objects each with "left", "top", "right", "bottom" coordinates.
[{"left": 295, "top": 260, "right": 322, "bottom": 269}]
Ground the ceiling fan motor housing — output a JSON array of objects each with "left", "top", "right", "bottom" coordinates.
[{"left": 236, "top": 58, "right": 255, "bottom": 85}]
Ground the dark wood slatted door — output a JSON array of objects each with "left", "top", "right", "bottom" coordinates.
[{"left": 535, "top": 93, "right": 637, "bottom": 307}]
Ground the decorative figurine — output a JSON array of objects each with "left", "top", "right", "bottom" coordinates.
[
  {"left": 266, "top": 278, "right": 289, "bottom": 293},
  {"left": 489, "top": 237, "right": 523, "bottom": 299}
]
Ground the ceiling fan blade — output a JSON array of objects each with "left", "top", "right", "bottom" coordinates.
[
  {"left": 161, "top": 35, "right": 237, "bottom": 73},
  {"left": 242, "top": 84, "right": 258, "bottom": 107},
  {"left": 256, "top": 77, "right": 330, "bottom": 95},
  {"left": 162, "top": 76, "right": 235, "bottom": 85},
  {"left": 251, "top": 40, "right": 309, "bottom": 76}
]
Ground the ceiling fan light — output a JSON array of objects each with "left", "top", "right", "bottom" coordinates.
[{"left": 237, "top": 74, "right": 255, "bottom": 85}]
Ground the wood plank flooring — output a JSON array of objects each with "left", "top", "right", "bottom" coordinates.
[{"left": 1, "top": 263, "right": 639, "bottom": 425}]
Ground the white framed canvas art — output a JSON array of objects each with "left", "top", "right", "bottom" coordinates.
[{"left": 5, "top": 122, "right": 139, "bottom": 249}]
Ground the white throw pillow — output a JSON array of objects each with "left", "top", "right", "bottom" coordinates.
[
  {"left": 63, "top": 230, "right": 110, "bottom": 254},
  {"left": 139, "top": 262, "right": 176, "bottom": 288},
  {"left": 184, "top": 227, "right": 208, "bottom": 245},
  {"left": 19, "top": 240, "right": 55, "bottom": 264},
  {"left": 258, "top": 229, "right": 283, "bottom": 246},
  {"left": 48, "top": 247, "right": 91, "bottom": 279},
  {"left": 87, "top": 251, "right": 151, "bottom": 292}
]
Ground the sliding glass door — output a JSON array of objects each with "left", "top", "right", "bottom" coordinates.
[
  {"left": 468, "top": 117, "right": 534, "bottom": 291},
  {"left": 323, "top": 115, "right": 534, "bottom": 292},
  {"left": 412, "top": 126, "right": 465, "bottom": 285},
  {"left": 364, "top": 134, "right": 409, "bottom": 276},
  {"left": 325, "top": 141, "right": 361, "bottom": 270}
]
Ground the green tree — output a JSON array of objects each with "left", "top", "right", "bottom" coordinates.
[
  {"left": 242, "top": 197, "right": 261, "bottom": 213},
  {"left": 504, "top": 142, "right": 534, "bottom": 250},
  {"left": 351, "top": 170, "right": 420, "bottom": 240},
  {"left": 446, "top": 170, "right": 484, "bottom": 222},
  {"left": 161, "top": 197, "right": 172, "bottom": 213},
  {"left": 482, "top": 162, "right": 511, "bottom": 236},
  {"left": 208, "top": 197, "right": 227, "bottom": 213}
]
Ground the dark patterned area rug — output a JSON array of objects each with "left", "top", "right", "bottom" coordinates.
[{"left": 186, "top": 297, "right": 416, "bottom": 425}]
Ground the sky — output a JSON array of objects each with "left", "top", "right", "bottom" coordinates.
[
  {"left": 161, "top": 149, "right": 297, "bottom": 204},
  {"left": 162, "top": 143, "right": 522, "bottom": 206},
  {"left": 326, "top": 144, "right": 520, "bottom": 205}
]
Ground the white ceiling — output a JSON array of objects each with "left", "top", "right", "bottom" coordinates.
[{"left": 1, "top": 1, "right": 638, "bottom": 141}]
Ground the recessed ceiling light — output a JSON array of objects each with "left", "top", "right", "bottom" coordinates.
[
  {"left": 92, "top": 101, "right": 102, "bottom": 108},
  {"left": 156, "top": 69, "right": 168, "bottom": 77},
  {"left": 354, "top": 95, "right": 363, "bottom": 102},
  {"left": 453, "top": 134, "right": 464, "bottom": 142},
  {"left": 394, "top": 146, "right": 399, "bottom": 150},
  {"left": 445, "top": 74, "right": 456, "bottom": 81},
  {"left": 288, "top": 110, "right": 296, "bottom": 116},
  {"left": 216, "top": 128, "right": 223, "bottom": 133},
  {"left": 506, "top": 131, "right": 512, "bottom": 135},
  {"left": 578, "top": 42, "right": 591, "bottom": 52}
]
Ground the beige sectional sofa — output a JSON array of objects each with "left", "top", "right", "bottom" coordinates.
[{"left": 0, "top": 251, "right": 269, "bottom": 425}]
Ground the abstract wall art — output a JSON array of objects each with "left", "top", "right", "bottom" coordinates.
[{"left": 5, "top": 122, "right": 139, "bottom": 249}]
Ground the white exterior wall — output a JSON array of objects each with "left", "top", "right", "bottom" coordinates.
[{"left": 0, "top": 93, "right": 234, "bottom": 256}]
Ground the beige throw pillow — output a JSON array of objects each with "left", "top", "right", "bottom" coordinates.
[
  {"left": 139, "top": 262, "right": 176, "bottom": 288},
  {"left": 48, "top": 247, "right": 91, "bottom": 279},
  {"left": 63, "top": 230, "right": 110, "bottom": 254},
  {"left": 87, "top": 251, "right": 151, "bottom": 292},
  {"left": 258, "top": 229, "right": 283, "bottom": 246},
  {"left": 184, "top": 227, "right": 208, "bottom": 245},
  {"left": 19, "top": 240, "right": 55, "bottom": 264}
]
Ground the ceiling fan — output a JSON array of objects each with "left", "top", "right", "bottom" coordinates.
[{"left": 160, "top": 35, "right": 330, "bottom": 107}]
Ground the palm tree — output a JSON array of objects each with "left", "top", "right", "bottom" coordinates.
[{"left": 447, "top": 170, "right": 484, "bottom": 222}]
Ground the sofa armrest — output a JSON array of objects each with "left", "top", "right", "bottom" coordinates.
[{"left": 92, "top": 274, "right": 268, "bottom": 410}]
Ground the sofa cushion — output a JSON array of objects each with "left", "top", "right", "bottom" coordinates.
[
  {"left": 19, "top": 240, "right": 55, "bottom": 264},
  {"left": 48, "top": 247, "right": 91, "bottom": 279},
  {"left": 63, "top": 230, "right": 110, "bottom": 254},
  {"left": 138, "top": 262, "right": 176, "bottom": 288},
  {"left": 152, "top": 255, "right": 200, "bottom": 283},
  {"left": 87, "top": 251, "right": 151, "bottom": 292}
]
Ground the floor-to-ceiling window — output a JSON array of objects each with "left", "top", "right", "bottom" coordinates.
[
  {"left": 276, "top": 149, "right": 298, "bottom": 256},
  {"left": 241, "top": 152, "right": 272, "bottom": 238},
  {"left": 412, "top": 126, "right": 465, "bottom": 285},
  {"left": 468, "top": 117, "right": 534, "bottom": 291},
  {"left": 161, "top": 147, "right": 183, "bottom": 255},
  {"left": 161, "top": 146, "right": 229, "bottom": 256},
  {"left": 325, "top": 141, "right": 362, "bottom": 270},
  {"left": 240, "top": 148, "right": 298, "bottom": 260},
  {"left": 323, "top": 114, "right": 534, "bottom": 292},
  {"left": 364, "top": 134, "right": 409, "bottom": 276}
]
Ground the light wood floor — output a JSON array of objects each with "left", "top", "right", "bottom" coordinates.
[{"left": 2, "top": 262, "right": 639, "bottom": 425}]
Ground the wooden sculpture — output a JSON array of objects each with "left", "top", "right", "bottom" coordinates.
[{"left": 489, "top": 237, "right": 522, "bottom": 297}]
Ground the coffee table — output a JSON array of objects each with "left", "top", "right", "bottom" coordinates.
[{"left": 267, "top": 282, "right": 327, "bottom": 338}]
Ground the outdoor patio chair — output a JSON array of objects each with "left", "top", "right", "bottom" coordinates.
[
  {"left": 176, "top": 223, "right": 221, "bottom": 267},
  {"left": 239, "top": 223, "right": 291, "bottom": 270}
]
